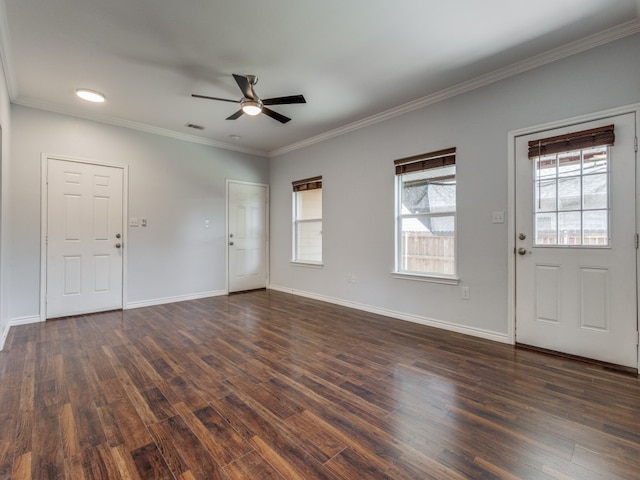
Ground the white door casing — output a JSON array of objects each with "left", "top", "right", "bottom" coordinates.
[
  {"left": 44, "top": 158, "right": 125, "bottom": 318},
  {"left": 514, "top": 112, "right": 638, "bottom": 368},
  {"left": 227, "top": 180, "right": 268, "bottom": 293}
]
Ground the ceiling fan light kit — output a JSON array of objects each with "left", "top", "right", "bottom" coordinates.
[
  {"left": 241, "top": 99, "right": 263, "bottom": 116},
  {"left": 192, "top": 73, "right": 306, "bottom": 124}
]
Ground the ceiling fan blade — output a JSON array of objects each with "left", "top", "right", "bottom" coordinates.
[
  {"left": 262, "top": 107, "right": 291, "bottom": 124},
  {"left": 232, "top": 74, "right": 254, "bottom": 99},
  {"left": 262, "top": 95, "right": 306, "bottom": 106},
  {"left": 192, "top": 94, "right": 239, "bottom": 104},
  {"left": 226, "top": 109, "right": 244, "bottom": 120}
]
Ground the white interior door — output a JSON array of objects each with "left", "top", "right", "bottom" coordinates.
[
  {"left": 46, "top": 159, "right": 124, "bottom": 318},
  {"left": 228, "top": 181, "right": 268, "bottom": 293},
  {"left": 515, "top": 113, "right": 638, "bottom": 368}
]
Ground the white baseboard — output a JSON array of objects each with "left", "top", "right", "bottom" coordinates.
[
  {"left": 0, "top": 315, "right": 44, "bottom": 351},
  {"left": 268, "top": 284, "right": 510, "bottom": 345},
  {"left": 126, "top": 290, "right": 227, "bottom": 310}
]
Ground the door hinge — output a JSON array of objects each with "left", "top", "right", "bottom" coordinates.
[
  {"left": 635, "top": 233, "right": 639, "bottom": 249},
  {"left": 635, "top": 136, "right": 638, "bottom": 153}
]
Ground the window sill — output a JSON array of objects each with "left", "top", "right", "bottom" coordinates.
[
  {"left": 290, "top": 261, "right": 324, "bottom": 269},
  {"left": 391, "top": 271, "right": 460, "bottom": 285}
]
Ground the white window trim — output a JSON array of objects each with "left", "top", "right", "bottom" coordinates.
[
  {"left": 292, "top": 179, "right": 323, "bottom": 264},
  {"left": 391, "top": 271, "right": 460, "bottom": 285}
]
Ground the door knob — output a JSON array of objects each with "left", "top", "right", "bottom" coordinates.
[
  {"left": 518, "top": 247, "right": 527, "bottom": 255},
  {"left": 229, "top": 241, "right": 234, "bottom": 246},
  {"left": 116, "top": 233, "right": 121, "bottom": 239},
  {"left": 115, "top": 243, "right": 122, "bottom": 249},
  {"left": 519, "top": 233, "right": 526, "bottom": 240}
]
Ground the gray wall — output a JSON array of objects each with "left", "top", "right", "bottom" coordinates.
[
  {"left": 8, "top": 106, "right": 268, "bottom": 322},
  {"left": 0, "top": 54, "right": 10, "bottom": 347},
  {"left": 269, "top": 33, "right": 640, "bottom": 340}
]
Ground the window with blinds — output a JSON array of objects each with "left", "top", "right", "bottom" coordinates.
[
  {"left": 529, "top": 125, "right": 613, "bottom": 246},
  {"left": 292, "top": 176, "right": 323, "bottom": 263},
  {"left": 394, "top": 148, "right": 456, "bottom": 276}
]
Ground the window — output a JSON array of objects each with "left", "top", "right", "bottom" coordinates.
[
  {"left": 528, "top": 125, "right": 613, "bottom": 246},
  {"left": 395, "top": 148, "right": 456, "bottom": 276},
  {"left": 292, "top": 176, "right": 322, "bottom": 264}
]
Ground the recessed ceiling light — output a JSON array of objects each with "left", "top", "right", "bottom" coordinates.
[
  {"left": 229, "top": 134, "right": 241, "bottom": 140},
  {"left": 75, "top": 89, "right": 105, "bottom": 103}
]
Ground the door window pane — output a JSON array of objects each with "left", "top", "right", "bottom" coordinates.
[
  {"left": 583, "top": 210, "right": 608, "bottom": 245},
  {"left": 535, "top": 212, "right": 557, "bottom": 245},
  {"left": 533, "top": 147, "right": 609, "bottom": 247},
  {"left": 583, "top": 174, "right": 607, "bottom": 210},
  {"left": 557, "top": 177, "right": 581, "bottom": 211},
  {"left": 558, "top": 211, "right": 581, "bottom": 245}
]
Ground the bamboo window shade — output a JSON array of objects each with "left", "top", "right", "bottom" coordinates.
[
  {"left": 394, "top": 147, "right": 456, "bottom": 175},
  {"left": 292, "top": 176, "right": 322, "bottom": 192},
  {"left": 527, "top": 124, "right": 614, "bottom": 159}
]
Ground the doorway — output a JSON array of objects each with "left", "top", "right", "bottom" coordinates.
[
  {"left": 512, "top": 110, "right": 638, "bottom": 369},
  {"left": 42, "top": 157, "right": 126, "bottom": 319},
  {"left": 227, "top": 180, "right": 269, "bottom": 293}
]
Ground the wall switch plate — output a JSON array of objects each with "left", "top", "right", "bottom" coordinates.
[
  {"left": 141, "top": 218, "right": 147, "bottom": 227},
  {"left": 492, "top": 211, "right": 505, "bottom": 224},
  {"left": 129, "top": 217, "right": 139, "bottom": 227},
  {"left": 204, "top": 220, "right": 210, "bottom": 228},
  {"left": 461, "top": 286, "right": 470, "bottom": 300}
]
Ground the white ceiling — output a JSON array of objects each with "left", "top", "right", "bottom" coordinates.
[{"left": 2, "top": 0, "right": 639, "bottom": 156}]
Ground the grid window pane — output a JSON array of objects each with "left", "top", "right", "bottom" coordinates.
[
  {"left": 557, "top": 151, "right": 581, "bottom": 177},
  {"left": 583, "top": 210, "right": 608, "bottom": 245},
  {"left": 532, "top": 147, "right": 609, "bottom": 247},
  {"left": 535, "top": 212, "right": 557, "bottom": 245},
  {"left": 557, "top": 176, "right": 581, "bottom": 211},
  {"left": 558, "top": 211, "right": 581, "bottom": 245},
  {"left": 535, "top": 178, "right": 557, "bottom": 212},
  {"left": 583, "top": 174, "right": 607, "bottom": 210}
]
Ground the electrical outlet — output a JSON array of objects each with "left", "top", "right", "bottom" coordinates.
[
  {"left": 348, "top": 274, "right": 356, "bottom": 284},
  {"left": 461, "top": 286, "right": 470, "bottom": 300},
  {"left": 129, "top": 217, "right": 139, "bottom": 227},
  {"left": 492, "top": 211, "right": 505, "bottom": 224}
]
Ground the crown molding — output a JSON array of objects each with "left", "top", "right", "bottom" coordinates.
[
  {"left": 0, "top": 0, "right": 18, "bottom": 99},
  {"left": 13, "top": 96, "right": 269, "bottom": 157},
  {"left": 268, "top": 19, "right": 640, "bottom": 158}
]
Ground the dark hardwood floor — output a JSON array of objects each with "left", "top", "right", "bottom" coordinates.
[{"left": 0, "top": 290, "right": 639, "bottom": 479}]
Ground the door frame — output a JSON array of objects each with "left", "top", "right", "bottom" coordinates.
[
  {"left": 40, "top": 154, "right": 129, "bottom": 321},
  {"left": 225, "top": 179, "right": 270, "bottom": 293},
  {"left": 507, "top": 103, "right": 640, "bottom": 370}
]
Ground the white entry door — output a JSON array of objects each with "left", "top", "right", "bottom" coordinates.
[
  {"left": 46, "top": 159, "right": 124, "bottom": 318},
  {"left": 515, "top": 113, "right": 638, "bottom": 368},
  {"left": 228, "top": 181, "right": 268, "bottom": 292}
]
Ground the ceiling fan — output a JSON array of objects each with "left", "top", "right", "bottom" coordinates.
[{"left": 192, "top": 74, "right": 306, "bottom": 124}]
